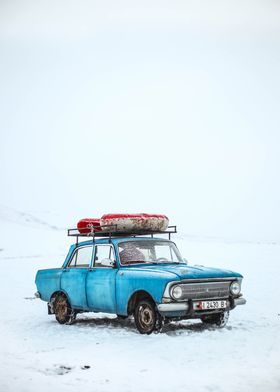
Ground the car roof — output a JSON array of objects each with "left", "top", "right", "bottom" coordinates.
[{"left": 74, "top": 236, "right": 172, "bottom": 247}]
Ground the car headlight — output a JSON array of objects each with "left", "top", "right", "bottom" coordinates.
[
  {"left": 230, "top": 281, "right": 241, "bottom": 295},
  {"left": 171, "top": 285, "right": 183, "bottom": 300}
]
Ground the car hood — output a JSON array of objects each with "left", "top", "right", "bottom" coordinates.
[{"left": 122, "top": 263, "right": 242, "bottom": 280}]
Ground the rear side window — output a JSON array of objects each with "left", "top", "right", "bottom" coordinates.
[
  {"left": 68, "top": 246, "right": 92, "bottom": 268},
  {"left": 94, "top": 245, "right": 115, "bottom": 267}
]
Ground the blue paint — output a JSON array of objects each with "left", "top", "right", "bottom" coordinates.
[
  {"left": 35, "top": 237, "right": 243, "bottom": 316},
  {"left": 61, "top": 268, "right": 88, "bottom": 309},
  {"left": 86, "top": 268, "right": 117, "bottom": 313}
]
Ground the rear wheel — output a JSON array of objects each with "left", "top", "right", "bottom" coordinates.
[
  {"left": 201, "top": 311, "right": 229, "bottom": 327},
  {"left": 134, "top": 299, "right": 162, "bottom": 334},
  {"left": 53, "top": 293, "right": 72, "bottom": 324}
]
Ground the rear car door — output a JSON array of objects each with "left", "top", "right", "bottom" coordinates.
[
  {"left": 86, "top": 244, "right": 117, "bottom": 313},
  {"left": 60, "top": 245, "right": 93, "bottom": 309}
]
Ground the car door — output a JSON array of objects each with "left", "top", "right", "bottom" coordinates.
[
  {"left": 86, "top": 244, "right": 117, "bottom": 313},
  {"left": 60, "top": 245, "right": 93, "bottom": 309}
]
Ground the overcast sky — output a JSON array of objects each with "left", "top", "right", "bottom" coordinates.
[{"left": 0, "top": 0, "right": 280, "bottom": 241}]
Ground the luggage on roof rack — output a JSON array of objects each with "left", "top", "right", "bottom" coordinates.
[
  {"left": 70, "top": 213, "right": 175, "bottom": 242},
  {"left": 100, "top": 213, "right": 169, "bottom": 233},
  {"left": 77, "top": 218, "right": 101, "bottom": 234},
  {"left": 75, "top": 213, "right": 170, "bottom": 234}
]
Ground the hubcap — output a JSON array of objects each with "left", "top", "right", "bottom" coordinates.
[{"left": 138, "top": 304, "right": 154, "bottom": 330}]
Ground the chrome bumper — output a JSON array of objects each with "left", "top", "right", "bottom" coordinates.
[
  {"left": 233, "top": 297, "right": 246, "bottom": 306},
  {"left": 157, "top": 303, "right": 189, "bottom": 312},
  {"left": 157, "top": 297, "right": 246, "bottom": 314}
]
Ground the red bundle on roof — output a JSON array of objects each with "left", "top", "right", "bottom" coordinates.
[{"left": 77, "top": 218, "right": 101, "bottom": 234}]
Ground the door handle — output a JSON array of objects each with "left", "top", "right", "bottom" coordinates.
[
  {"left": 62, "top": 269, "right": 70, "bottom": 273},
  {"left": 88, "top": 269, "right": 96, "bottom": 272}
]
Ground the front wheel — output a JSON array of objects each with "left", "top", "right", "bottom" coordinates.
[
  {"left": 201, "top": 311, "right": 229, "bottom": 328},
  {"left": 134, "top": 299, "right": 162, "bottom": 334}
]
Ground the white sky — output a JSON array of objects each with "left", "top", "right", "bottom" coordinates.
[{"left": 0, "top": 0, "right": 280, "bottom": 241}]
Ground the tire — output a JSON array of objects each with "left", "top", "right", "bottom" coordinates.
[
  {"left": 53, "top": 293, "right": 72, "bottom": 324},
  {"left": 134, "top": 299, "right": 162, "bottom": 334},
  {"left": 201, "top": 311, "right": 229, "bottom": 328}
]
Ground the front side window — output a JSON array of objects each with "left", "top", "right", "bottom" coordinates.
[
  {"left": 118, "top": 240, "right": 183, "bottom": 265},
  {"left": 94, "top": 245, "right": 115, "bottom": 267},
  {"left": 68, "top": 246, "right": 92, "bottom": 268}
]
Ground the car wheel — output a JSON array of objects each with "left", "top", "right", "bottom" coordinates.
[
  {"left": 134, "top": 299, "right": 162, "bottom": 334},
  {"left": 201, "top": 311, "right": 229, "bottom": 328},
  {"left": 53, "top": 293, "right": 72, "bottom": 324}
]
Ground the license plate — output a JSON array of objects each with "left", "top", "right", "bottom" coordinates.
[{"left": 198, "top": 300, "right": 227, "bottom": 310}]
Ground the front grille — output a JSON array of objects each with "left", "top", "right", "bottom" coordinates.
[{"left": 180, "top": 281, "right": 230, "bottom": 300}]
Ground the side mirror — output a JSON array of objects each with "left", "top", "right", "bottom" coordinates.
[
  {"left": 100, "top": 258, "right": 115, "bottom": 268},
  {"left": 183, "top": 258, "right": 188, "bottom": 264}
]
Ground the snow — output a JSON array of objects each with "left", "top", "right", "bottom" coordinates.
[{"left": 0, "top": 210, "right": 280, "bottom": 392}]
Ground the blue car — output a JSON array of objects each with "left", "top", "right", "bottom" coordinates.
[{"left": 35, "top": 227, "right": 246, "bottom": 334}]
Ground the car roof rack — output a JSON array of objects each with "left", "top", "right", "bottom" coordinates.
[{"left": 67, "top": 225, "right": 177, "bottom": 244}]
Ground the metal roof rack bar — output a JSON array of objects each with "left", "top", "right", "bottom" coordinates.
[{"left": 67, "top": 225, "right": 177, "bottom": 240}]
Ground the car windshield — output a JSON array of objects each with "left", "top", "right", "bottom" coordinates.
[{"left": 118, "top": 240, "right": 184, "bottom": 265}]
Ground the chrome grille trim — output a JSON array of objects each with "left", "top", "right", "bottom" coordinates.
[
  {"left": 163, "top": 278, "right": 242, "bottom": 300},
  {"left": 180, "top": 282, "right": 230, "bottom": 300}
]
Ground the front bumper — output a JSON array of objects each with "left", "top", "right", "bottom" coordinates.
[
  {"left": 233, "top": 297, "right": 246, "bottom": 306},
  {"left": 157, "top": 303, "right": 189, "bottom": 312},
  {"left": 157, "top": 297, "right": 246, "bottom": 317}
]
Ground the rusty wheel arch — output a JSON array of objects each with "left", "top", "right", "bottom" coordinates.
[
  {"left": 50, "top": 290, "right": 69, "bottom": 301},
  {"left": 50, "top": 291, "right": 71, "bottom": 309},
  {"left": 127, "top": 290, "right": 155, "bottom": 315}
]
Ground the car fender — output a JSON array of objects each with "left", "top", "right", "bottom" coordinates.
[{"left": 115, "top": 268, "right": 180, "bottom": 315}]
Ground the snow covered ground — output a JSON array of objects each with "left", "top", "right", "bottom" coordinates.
[{"left": 0, "top": 208, "right": 279, "bottom": 392}]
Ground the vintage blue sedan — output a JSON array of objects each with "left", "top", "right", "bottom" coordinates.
[{"left": 35, "top": 228, "right": 246, "bottom": 334}]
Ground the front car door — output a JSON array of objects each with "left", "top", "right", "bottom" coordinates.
[
  {"left": 86, "top": 244, "right": 117, "bottom": 313},
  {"left": 60, "top": 245, "right": 93, "bottom": 310}
]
